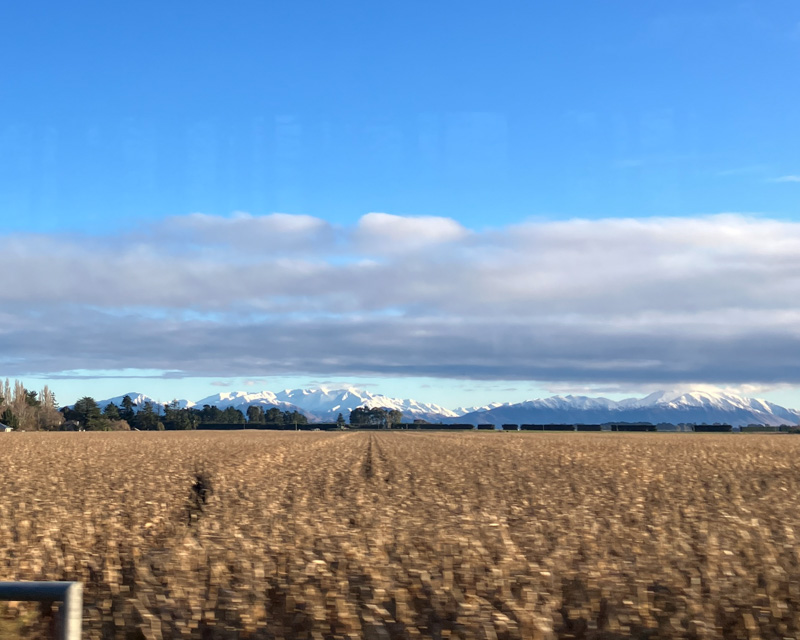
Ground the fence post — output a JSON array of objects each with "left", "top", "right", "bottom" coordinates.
[
  {"left": 0, "top": 581, "right": 83, "bottom": 640},
  {"left": 60, "top": 582, "right": 83, "bottom": 640}
]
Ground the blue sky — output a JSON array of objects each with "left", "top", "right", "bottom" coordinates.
[{"left": 2, "top": 2, "right": 800, "bottom": 407}]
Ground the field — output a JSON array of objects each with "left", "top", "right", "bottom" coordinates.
[{"left": 1, "top": 432, "right": 800, "bottom": 639}]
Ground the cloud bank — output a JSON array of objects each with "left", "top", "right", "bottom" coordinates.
[{"left": 3, "top": 212, "right": 800, "bottom": 387}]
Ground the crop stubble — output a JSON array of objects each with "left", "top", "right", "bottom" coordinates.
[{"left": 1, "top": 431, "right": 799, "bottom": 639}]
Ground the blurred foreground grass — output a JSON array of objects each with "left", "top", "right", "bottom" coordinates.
[{"left": 2, "top": 431, "right": 800, "bottom": 639}]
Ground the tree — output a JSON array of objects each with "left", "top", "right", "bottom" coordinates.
[
  {"left": 132, "top": 402, "right": 160, "bottom": 430},
  {"left": 37, "top": 386, "right": 63, "bottom": 430},
  {"left": 2, "top": 379, "right": 10, "bottom": 409},
  {"left": 222, "top": 407, "right": 246, "bottom": 424},
  {"left": 347, "top": 406, "right": 402, "bottom": 428},
  {"left": 349, "top": 407, "right": 369, "bottom": 427},
  {"left": 120, "top": 395, "right": 135, "bottom": 421},
  {"left": 247, "top": 405, "right": 265, "bottom": 424},
  {"left": 86, "top": 416, "right": 131, "bottom": 431},
  {"left": 103, "top": 402, "right": 121, "bottom": 420},
  {"left": 349, "top": 406, "right": 390, "bottom": 428},
  {"left": 1, "top": 407, "right": 18, "bottom": 430},
  {"left": 336, "top": 412, "right": 346, "bottom": 428},
  {"left": 387, "top": 409, "right": 403, "bottom": 428},
  {"left": 162, "top": 401, "right": 194, "bottom": 430},
  {"left": 198, "top": 404, "right": 223, "bottom": 424},
  {"left": 73, "top": 397, "right": 101, "bottom": 427},
  {"left": 284, "top": 410, "right": 307, "bottom": 427},
  {"left": 9, "top": 380, "right": 37, "bottom": 430}
]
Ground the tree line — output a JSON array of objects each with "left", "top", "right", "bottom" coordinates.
[
  {"left": 0, "top": 379, "right": 63, "bottom": 431},
  {"left": 0, "top": 379, "right": 404, "bottom": 431},
  {"left": 60, "top": 397, "right": 314, "bottom": 431}
]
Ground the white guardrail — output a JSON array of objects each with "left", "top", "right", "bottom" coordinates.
[{"left": 0, "top": 581, "right": 82, "bottom": 640}]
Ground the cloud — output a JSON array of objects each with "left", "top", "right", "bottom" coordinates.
[
  {"left": 160, "top": 212, "right": 333, "bottom": 249},
  {"left": 542, "top": 381, "right": 795, "bottom": 398},
  {"left": 4, "top": 212, "right": 800, "bottom": 387},
  {"left": 769, "top": 175, "right": 800, "bottom": 183},
  {"left": 355, "top": 212, "right": 468, "bottom": 251}
]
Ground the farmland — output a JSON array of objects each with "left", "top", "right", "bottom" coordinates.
[{"left": 1, "top": 432, "right": 800, "bottom": 639}]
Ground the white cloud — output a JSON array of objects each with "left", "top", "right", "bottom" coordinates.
[
  {"left": 161, "top": 212, "right": 332, "bottom": 248},
  {"left": 4, "top": 212, "right": 800, "bottom": 387},
  {"left": 769, "top": 175, "right": 800, "bottom": 183},
  {"left": 355, "top": 212, "right": 468, "bottom": 251},
  {"left": 542, "top": 381, "right": 795, "bottom": 398}
]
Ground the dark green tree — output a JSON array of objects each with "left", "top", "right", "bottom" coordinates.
[
  {"left": 284, "top": 410, "right": 308, "bottom": 427},
  {"left": 222, "top": 407, "right": 246, "bottom": 424},
  {"left": 162, "top": 400, "right": 194, "bottom": 430},
  {"left": 336, "top": 412, "right": 346, "bottom": 428},
  {"left": 120, "top": 395, "right": 135, "bottom": 421},
  {"left": 103, "top": 402, "right": 121, "bottom": 420},
  {"left": 73, "top": 397, "right": 101, "bottom": 427},
  {"left": 350, "top": 406, "right": 384, "bottom": 427},
  {"left": 132, "top": 401, "right": 160, "bottom": 430},
  {"left": 349, "top": 407, "right": 367, "bottom": 427},
  {"left": 1, "top": 407, "right": 18, "bottom": 430},
  {"left": 247, "top": 405, "right": 265, "bottom": 424},
  {"left": 348, "top": 407, "right": 401, "bottom": 428},
  {"left": 198, "top": 405, "right": 221, "bottom": 424}
]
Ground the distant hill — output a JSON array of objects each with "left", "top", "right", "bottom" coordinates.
[
  {"left": 87, "top": 388, "right": 800, "bottom": 427},
  {"left": 91, "top": 387, "right": 457, "bottom": 423},
  {"left": 452, "top": 390, "right": 800, "bottom": 428}
]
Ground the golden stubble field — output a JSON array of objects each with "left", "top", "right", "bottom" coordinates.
[{"left": 1, "top": 431, "right": 799, "bottom": 640}]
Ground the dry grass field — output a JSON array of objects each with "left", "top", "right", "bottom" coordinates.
[{"left": 1, "top": 431, "right": 799, "bottom": 640}]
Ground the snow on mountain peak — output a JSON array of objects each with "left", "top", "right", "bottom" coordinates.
[
  {"left": 88, "top": 387, "right": 800, "bottom": 428},
  {"left": 454, "top": 388, "right": 800, "bottom": 427}
]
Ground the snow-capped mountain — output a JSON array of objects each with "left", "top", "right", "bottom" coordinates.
[
  {"left": 93, "top": 387, "right": 458, "bottom": 422},
  {"left": 193, "top": 390, "right": 307, "bottom": 416},
  {"left": 270, "top": 387, "right": 459, "bottom": 422},
  {"left": 94, "top": 392, "right": 193, "bottom": 410},
  {"left": 191, "top": 387, "right": 456, "bottom": 422},
  {"left": 452, "top": 401, "right": 507, "bottom": 416},
  {"left": 89, "top": 388, "right": 800, "bottom": 427},
  {"left": 455, "top": 390, "right": 800, "bottom": 427}
]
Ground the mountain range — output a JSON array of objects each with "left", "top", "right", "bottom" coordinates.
[
  {"left": 92, "top": 388, "right": 800, "bottom": 428},
  {"left": 454, "top": 390, "right": 800, "bottom": 427}
]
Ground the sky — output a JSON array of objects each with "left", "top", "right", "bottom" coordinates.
[{"left": 2, "top": 1, "right": 800, "bottom": 408}]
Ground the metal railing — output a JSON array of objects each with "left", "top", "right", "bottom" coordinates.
[{"left": 0, "top": 581, "right": 82, "bottom": 640}]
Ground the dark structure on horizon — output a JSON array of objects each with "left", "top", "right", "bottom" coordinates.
[
  {"left": 610, "top": 423, "right": 657, "bottom": 432},
  {"left": 692, "top": 424, "right": 733, "bottom": 433},
  {"left": 520, "top": 424, "right": 576, "bottom": 431}
]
